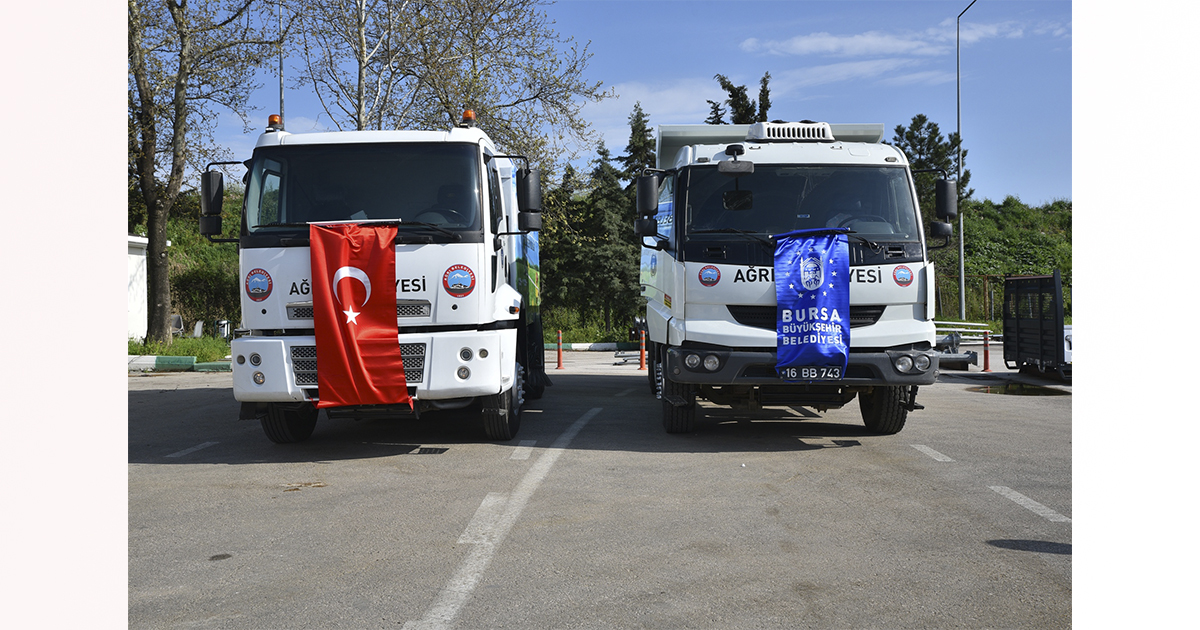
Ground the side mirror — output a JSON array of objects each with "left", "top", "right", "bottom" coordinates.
[
  {"left": 936, "top": 179, "right": 958, "bottom": 220},
  {"left": 636, "top": 174, "right": 660, "bottom": 216},
  {"left": 518, "top": 211, "right": 541, "bottom": 232},
  {"left": 517, "top": 168, "right": 542, "bottom": 212},
  {"left": 634, "top": 217, "right": 658, "bottom": 237},
  {"left": 200, "top": 170, "right": 224, "bottom": 216},
  {"left": 927, "top": 220, "right": 953, "bottom": 250}
]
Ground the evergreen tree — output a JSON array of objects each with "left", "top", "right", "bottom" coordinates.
[
  {"left": 618, "top": 102, "right": 656, "bottom": 181},
  {"left": 756, "top": 71, "right": 772, "bottom": 123},
  {"left": 714, "top": 74, "right": 756, "bottom": 124},
  {"left": 891, "top": 114, "right": 974, "bottom": 223},
  {"left": 705, "top": 100, "right": 726, "bottom": 125},
  {"left": 583, "top": 142, "right": 640, "bottom": 332}
]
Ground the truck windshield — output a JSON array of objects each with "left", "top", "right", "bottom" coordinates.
[
  {"left": 244, "top": 143, "right": 482, "bottom": 233},
  {"left": 684, "top": 165, "right": 920, "bottom": 240}
]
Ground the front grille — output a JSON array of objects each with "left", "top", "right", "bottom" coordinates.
[
  {"left": 290, "top": 343, "right": 427, "bottom": 387},
  {"left": 727, "top": 304, "right": 885, "bottom": 330},
  {"left": 287, "top": 300, "right": 432, "bottom": 321}
]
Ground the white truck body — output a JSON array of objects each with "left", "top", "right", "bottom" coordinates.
[
  {"left": 202, "top": 115, "right": 548, "bottom": 443},
  {"left": 637, "top": 121, "right": 953, "bottom": 434}
]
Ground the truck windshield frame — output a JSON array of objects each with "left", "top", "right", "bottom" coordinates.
[
  {"left": 681, "top": 164, "right": 921, "bottom": 242},
  {"left": 242, "top": 142, "right": 484, "bottom": 240}
]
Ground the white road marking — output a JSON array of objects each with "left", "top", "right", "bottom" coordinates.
[
  {"left": 508, "top": 440, "right": 537, "bottom": 460},
  {"left": 404, "top": 407, "right": 602, "bottom": 630},
  {"left": 911, "top": 444, "right": 955, "bottom": 462},
  {"left": 990, "top": 486, "right": 1072, "bottom": 523},
  {"left": 613, "top": 388, "right": 636, "bottom": 397},
  {"left": 165, "top": 442, "right": 218, "bottom": 458}
]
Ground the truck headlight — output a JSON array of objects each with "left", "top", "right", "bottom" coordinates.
[
  {"left": 703, "top": 355, "right": 721, "bottom": 371},
  {"left": 684, "top": 353, "right": 701, "bottom": 369},
  {"left": 894, "top": 355, "right": 914, "bottom": 373},
  {"left": 914, "top": 354, "right": 931, "bottom": 371}
]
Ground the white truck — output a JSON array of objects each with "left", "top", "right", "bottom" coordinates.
[
  {"left": 199, "top": 111, "right": 550, "bottom": 443},
  {"left": 634, "top": 121, "right": 956, "bottom": 435}
]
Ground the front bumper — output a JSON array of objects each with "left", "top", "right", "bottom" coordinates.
[
  {"left": 664, "top": 346, "right": 939, "bottom": 387},
  {"left": 230, "top": 329, "right": 516, "bottom": 403}
]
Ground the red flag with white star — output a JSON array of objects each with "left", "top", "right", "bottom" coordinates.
[{"left": 310, "top": 223, "right": 410, "bottom": 409}]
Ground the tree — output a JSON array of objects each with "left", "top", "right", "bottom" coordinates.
[
  {"left": 890, "top": 114, "right": 974, "bottom": 223},
  {"left": 756, "top": 71, "right": 772, "bottom": 123},
  {"left": 293, "top": 0, "right": 433, "bottom": 131},
  {"left": 705, "top": 100, "right": 726, "bottom": 125},
  {"left": 129, "top": 0, "right": 284, "bottom": 343},
  {"left": 713, "top": 72, "right": 772, "bottom": 124},
  {"left": 618, "top": 102, "right": 655, "bottom": 182},
  {"left": 296, "top": 0, "right": 611, "bottom": 172},
  {"left": 581, "top": 143, "right": 639, "bottom": 332}
]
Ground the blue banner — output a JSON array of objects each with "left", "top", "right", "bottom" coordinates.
[{"left": 773, "top": 228, "right": 851, "bottom": 381}]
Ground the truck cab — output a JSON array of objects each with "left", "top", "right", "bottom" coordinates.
[
  {"left": 635, "top": 121, "right": 956, "bottom": 434},
  {"left": 200, "top": 112, "right": 549, "bottom": 443}
]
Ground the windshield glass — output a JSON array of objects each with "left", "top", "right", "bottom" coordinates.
[
  {"left": 244, "top": 142, "right": 482, "bottom": 232},
  {"left": 684, "top": 165, "right": 920, "bottom": 240}
]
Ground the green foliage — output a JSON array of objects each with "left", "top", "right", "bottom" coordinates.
[
  {"left": 541, "top": 306, "right": 630, "bottom": 344},
  {"left": 618, "top": 102, "right": 655, "bottom": 181},
  {"left": 160, "top": 188, "right": 242, "bottom": 331},
  {"left": 931, "top": 197, "right": 1072, "bottom": 321},
  {"left": 891, "top": 114, "right": 974, "bottom": 223},
  {"left": 129, "top": 336, "right": 231, "bottom": 363}
]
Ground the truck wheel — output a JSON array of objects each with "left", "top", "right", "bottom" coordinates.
[
  {"left": 858, "top": 386, "right": 908, "bottom": 435},
  {"left": 646, "top": 340, "right": 659, "bottom": 396},
  {"left": 661, "top": 370, "right": 696, "bottom": 434},
  {"left": 483, "top": 365, "right": 524, "bottom": 441},
  {"left": 261, "top": 403, "right": 318, "bottom": 444}
]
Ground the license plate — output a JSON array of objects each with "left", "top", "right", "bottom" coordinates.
[{"left": 778, "top": 366, "right": 842, "bottom": 381}]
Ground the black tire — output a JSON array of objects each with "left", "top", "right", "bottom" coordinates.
[
  {"left": 859, "top": 386, "right": 908, "bottom": 435},
  {"left": 660, "top": 348, "right": 696, "bottom": 434},
  {"left": 483, "top": 366, "right": 524, "bottom": 441},
  {"left": 646, "top": 340, "right": 659, "bottom": 396},
  {"left": 261, "top": 403, "right": 319, "bottom": 444}
]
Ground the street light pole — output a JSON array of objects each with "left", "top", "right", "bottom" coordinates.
[{"left": 957, "top": 0, "right": 977, "bottom": 320}]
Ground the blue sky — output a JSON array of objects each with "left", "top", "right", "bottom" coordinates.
[{"left": 224, "top": 0, "right": 1072, "bottom": 206}]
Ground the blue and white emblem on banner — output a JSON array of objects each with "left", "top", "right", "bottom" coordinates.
[{"left": 773, "top": 228, "right": 851, "bottom": 381}]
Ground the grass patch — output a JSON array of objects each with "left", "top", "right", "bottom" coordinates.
[{"left": 129, "top": 337, "right": 231, "bottom": 363}]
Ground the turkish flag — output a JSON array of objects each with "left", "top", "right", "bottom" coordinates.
[{"left": 310, "top": 223, "right": 411, "bottom": 409}]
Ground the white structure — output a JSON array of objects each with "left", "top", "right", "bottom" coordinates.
[{"left": 128, "top": 235, "right": 148, "bottom": 341}]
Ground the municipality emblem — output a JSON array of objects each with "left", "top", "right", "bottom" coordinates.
[
  {"left": 800, "top": 254, "right": 823, "bottom": 292},
  {"left": 699, "top": 265, "right": 720, "bottom": 287}
]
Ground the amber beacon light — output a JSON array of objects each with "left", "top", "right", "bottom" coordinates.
[
  {"left": 267, "top": 114, "right": 283, "bottom": 130},
  {"left": 460, "top": 109, "right": 477, "bottom": 127}
]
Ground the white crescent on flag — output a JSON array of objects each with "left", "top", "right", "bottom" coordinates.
[{"left": 332, "top": 266, "right": 372, "bottom": 307}]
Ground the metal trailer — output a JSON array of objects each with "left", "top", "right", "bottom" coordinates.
[{"left": 1002, "top": 270, "right": 1071, "bottom": 380}]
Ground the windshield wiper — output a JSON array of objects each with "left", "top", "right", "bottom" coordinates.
[
  {"left": 398, "top": 221, "right": 462, "bottom": 241},
  {"left": 257, "top": 221, "right": 311, "bottom": 229},
  {"left": 689, "top": 228, "right": 771, "bottom": 245},
  {"left": 847, "top": 233, "right": 883, "bottom": 252}
]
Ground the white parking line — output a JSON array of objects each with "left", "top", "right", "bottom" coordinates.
[
  {"left": 613, "top": 388, "right": 636, "bottom": 397},
  {"left": 508, "top": 440, "right": 537, "bottom": 460},
  {"left": 911, "top": 444, "right": 954, "bottom": 462},
  {"left": 404, "top": 407, "right": 602, "bottom": 630},
  {"left": 990, "top": 486, "right": 1072, "bottom": 523},
  {"left": 165, "top": 442, "right": 218, "bottom": 458}
]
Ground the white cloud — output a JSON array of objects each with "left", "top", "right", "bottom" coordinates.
[
  {"left": 742, "top": 31, "right": 946, "bottom": 57},
  {"left": 772, "top": 59, "right": 921, "bottom": 92}
]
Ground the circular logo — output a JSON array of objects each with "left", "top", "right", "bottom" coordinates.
[
  {"left": 245, "top": 268, "right": 272, "bottom": 302},
  {"left": 699, "top": 265, "right": 721, "bottom": 287},
  {"left": 443, "top": 265, "right": 476, "bottom": 298},
  {"left": 893, "top": 265, "right": 914, "bottom": 287},
  {"left": 800, "top": 255, "right": 824, "bottom": 292}
]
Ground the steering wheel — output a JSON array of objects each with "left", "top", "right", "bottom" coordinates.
[{"left": 838, "top": 215, "right": 890, "bottom": 227}]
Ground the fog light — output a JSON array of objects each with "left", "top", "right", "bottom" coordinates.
[
  {"left": 703, "top": 355, "right": 721, "bottom": 371},
  {"left": 457, "top": 366, "right": 471, "bottom": 380},
  {"left": 249, "top": 353, "right": 261, "bottom": 366},
  {"left": 460, "top": 347, "right": 473, "bottom": 361},
  {"left": 895, "top": 355, "right": 914, "bottom": 373},
  {"left": 478, "top": 348, "right": 488, "bottom": 359},
  {"left": 237, "top": 355, "right": 245, "bottom": 365},
  {"left": 252, "top": 371, "right": 265, "bottom": 385},
  {"left": 684, "top": 353, "right": 701, "bottom": 369},
  {"left": 914, "top": 354, "right": 931, "bottom": 371}
]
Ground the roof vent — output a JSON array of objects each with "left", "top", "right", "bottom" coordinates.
[{"left": 747, "top": 121, "right": 834, "bottom": 142}]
